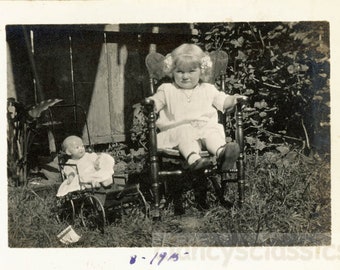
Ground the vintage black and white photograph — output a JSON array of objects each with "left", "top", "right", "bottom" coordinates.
[{"left": 6, "top": 21, "right": 331, "bottom": 248}]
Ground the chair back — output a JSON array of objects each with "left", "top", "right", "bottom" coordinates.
[
  {"left": 145, "top": 52, "right": 166, "bottom": 95},
  {"left": 208, "top": 50, "right": 229, "bottom": 89}
]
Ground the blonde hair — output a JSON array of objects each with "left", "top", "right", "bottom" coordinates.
[{"left": 163, "top": 44, "right": 212, "bottom": 82}]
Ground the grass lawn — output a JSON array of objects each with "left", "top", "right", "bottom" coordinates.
[{"left": 7, "top": 151, "right": 330, "bottom": 247}]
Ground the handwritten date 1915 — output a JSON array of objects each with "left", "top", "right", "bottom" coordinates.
[{"left": 130, "top": 251, "right": 189, "bottom": 266}]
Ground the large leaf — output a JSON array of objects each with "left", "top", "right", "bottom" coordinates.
[{"left": 28, "top": 99, "right": 63, "bottom": 119}]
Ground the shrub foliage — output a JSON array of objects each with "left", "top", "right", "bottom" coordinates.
[{"left": 193, "top": 21, "right": 330, "bottom": 154}]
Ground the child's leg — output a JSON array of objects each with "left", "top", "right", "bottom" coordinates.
[
  {"left": 178, "top": 138, "right": 201, "bottom": 164},
  {"left": 203, "top": 129, "right": 226, "bottom": 156},
  {"left": 169, "top": 124, "right": 212, "bottom": 170},
  {"left": 174, "top": 125, "right": 202, "bottom": 164}
]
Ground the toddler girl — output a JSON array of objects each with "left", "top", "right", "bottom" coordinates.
[
  {"left": 149, "top": 43, "right": 246, "bottom": 171},
  {"left": 56, "top": 135, "right": 115, "bottom": 197}
]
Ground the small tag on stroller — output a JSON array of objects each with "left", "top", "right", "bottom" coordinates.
[{"left": 57, "top": 225, "right": 81, "bottom": 244}]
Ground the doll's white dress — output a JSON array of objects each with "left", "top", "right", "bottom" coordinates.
[{"left": 56, "top": 152, "right": 115, "bottom": 197}]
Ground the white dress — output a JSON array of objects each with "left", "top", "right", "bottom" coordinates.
[
  {"left": 149, "top": 83, "right": 229, "bottom": 149},
  {"left": 56, "top": 152, "right": 115, "bottom": 197}
]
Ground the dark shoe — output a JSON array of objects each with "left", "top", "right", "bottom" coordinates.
[
  {"left": 217, "top": 142, "right": 240, "bottom": 171},
  {"left": 188, "top": 158, "right": 212, "bottom": 171}
]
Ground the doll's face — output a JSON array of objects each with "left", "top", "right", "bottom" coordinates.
[
  {"left": 173, "top": 66, "right": 201, "bottom": 89},
  {"left": 65, "top": 137, "right": 85, "bottom": 159}
]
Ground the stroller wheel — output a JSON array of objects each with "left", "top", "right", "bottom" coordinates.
[
  {"left": 55, "top": 198, "right": 75, "bottom": 225},
  {"left": 80, "top": 195, "right": 106, "bottom": 233}
]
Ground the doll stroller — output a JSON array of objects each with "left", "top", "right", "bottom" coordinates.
[{"left": 49, "top": 104, "right": 149, "bottom": 233}]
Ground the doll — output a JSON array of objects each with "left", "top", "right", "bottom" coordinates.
[{"left": 56, "top": 135, "right": 115, "bottom": 197}]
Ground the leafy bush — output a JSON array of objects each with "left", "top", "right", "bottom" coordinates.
[
  {"left": 7, "top": 98, "right": 62, "bottom": 186},
  {"left": 193, "top": 21, "right": 330, "bottom": 154}
]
